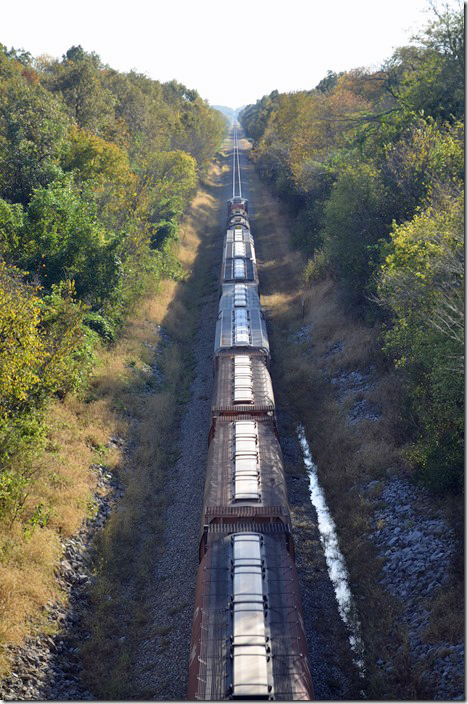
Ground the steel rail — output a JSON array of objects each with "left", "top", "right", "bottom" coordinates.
[
  {"left": 232, "top": 121, "right": 237, "bottom": 198},
  {"left": 231, "top": 119, "right": 243, "bottom": 199},
  {"left": 236, "top": 122, "right": 242, "bottom": 197}
]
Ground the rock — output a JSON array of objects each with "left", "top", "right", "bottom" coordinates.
[{"left": 365, "top": 474, "right": 461, "bottom": 698}]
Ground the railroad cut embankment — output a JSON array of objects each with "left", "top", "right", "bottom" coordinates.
[{"left": 243, "top": 146, "right": 464, "bottom": 700}]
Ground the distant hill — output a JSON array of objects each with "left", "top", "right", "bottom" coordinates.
[
  {"left": 212, "top": 105, "right": 246, "bottom": 123},
  {"left": 212, "top": 106, "right": 235, "bottom": 123}
]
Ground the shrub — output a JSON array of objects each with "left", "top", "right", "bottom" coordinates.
[
  {"left": 378, "top": 190, "right": 464, "bottom": 493},
  {"left": 304, "top": 249, "right": 329, "bottom": 286},
  {"left": 83, "top": 312, "right": 116, "bottom": 342}
]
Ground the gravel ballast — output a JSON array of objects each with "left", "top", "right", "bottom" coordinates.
[{"left": 130, "top": 284, "right": 219, "bottom": 699}]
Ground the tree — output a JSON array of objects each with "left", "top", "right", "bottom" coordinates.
[
  {"left": 0, "top": 199, "right": 24, "bottom": 261},
  {"left": 315, "top": 70, "right": 342, "bottom": 94},
  {"left": 382, "top": 117, "right": 464, "bottom": 221},
  {"left": 102, "top": 69, "right": 174, "bottom": 158},
  {"left": 19, "top": 178, "right": 122, "bottom": 307},
  {"left": 0, "top": 262, "right": 44, "bottom": 418},
  {"left": 170, "top": 91, "right": 225, "bottom": 172},
  {"left": 382, "top": 5, "right": 464, "bottom": 122},
  {"left": 378, "top": 189, "right": 464, "bottom": 491},
  {"left": 0, "top": 263, "right": 88, "bottom": 521},
  {"left": 61, "top": 125, "right": 137, "bottom": 229},
  {"left": 0, "top": 54, "right": 69, "bottom": 203},
  {"left": 41, "top": 46, "right": 116, "bottom": 135},
  {"left": 321, "top": 162, "right": 390, "bottom": 301},
  {"left": 147, "top": 150, "right": 197, "bottom": 223}
]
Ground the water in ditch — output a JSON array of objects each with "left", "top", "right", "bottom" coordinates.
[{"left": 297, "top": 424, "right": 366, "bottom": 677}]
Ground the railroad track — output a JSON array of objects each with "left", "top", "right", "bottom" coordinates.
[{"left": 187, "top": 124, "right": 314, "bottom": 700}]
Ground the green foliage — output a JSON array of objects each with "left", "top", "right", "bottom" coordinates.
[
  {"left": 0, "top": 261, "right": 44, "bottom": 417},
  {"left": 0, "top": 266, "right": 89, "bottom": 415},
  {"left": 61, "top": 125, "right": 132, "bottom": 185},
  {"left": 41, "top": 46, "right": 116, "bottom": 134},
  {"left": 382, "top": 118, "right": 464, "bottom": 221},
  {"left": 0, "top": 57, "right": 68, "bottom": 203},
  {"left": 322, "top": 162, "right": 389, "bottom": 301},
  {"left": 0, "top": 265, "right": 88, "bottom": 520},
  {"left": 150, "top": 220, "right": 178, "bottom": 250},
  {"left": 292, "top": 202, "right": 325, "bottom": 254},
  {"left": 169, "top": 87, "right": 226, "bottom": 172},
  {"left": 240, "top": 90, "right": 280, "bottom": 142},
  {"left": 19, "top": 177, "right": 122, "bottom": 306},
  {"left": 39, "top": 281, "right": 94, "bottom": 397},
  {"left": 146, "top": 150, "right": 198, "bottom": 224},
  {"left": 0, "top": 414, "right": 47, "bottom": 524},
  {"left": 102, "top": 69, "right": 173, "bottom": 157},
  {"left": 83, "top": 312, "right": 116, "bottom": 342},
  {"left": 241, "top": 6, "right": 464, "bottom": 272},
  {"left": 384, "top": 7, "right": 464, "bottom": 122},
  {"left": 0, "top": 199, "right": 24, "bottom": 260},
  {"left": 315, "top": 70, "right": 343, "bottom": 94},
  {"left": 240, "top": 4, "right": 464, "bottom": 494},
  {"left": 304, "top": 249, "right": 329, "bottom": 286},
  {"left": 0, "top": 42, "right": 224, "bottom": 524},
  {"left": 378, "top": 190, "right": 464, "bottom": 492}
]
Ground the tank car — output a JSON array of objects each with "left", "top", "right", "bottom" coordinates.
[
  {"left": 214, "top": 306, "right": 269, "bottom": 359},
  {"left": 188, "top": 529, "right": 314, "bottom": 701},
  {"left": 224, "top": 228, "right": 256, "bottom": 261},
  {"left": 201, "top": 417, "right": 290, "bottom": 546},
  {"left": 211, "top": 351, "right": 275, "bottom": 419}
]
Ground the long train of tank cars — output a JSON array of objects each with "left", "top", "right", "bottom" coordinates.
[{"left": 187, "top": 132, "right": 314, "bottom": 701}]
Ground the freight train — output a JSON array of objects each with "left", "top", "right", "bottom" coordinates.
[{"left": 187, "top": 127, "right": 313, "bottom": 701}]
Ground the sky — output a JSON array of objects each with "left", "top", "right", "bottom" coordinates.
[{"left": 1, "top": 0, "right": 457, "bottom": 109}]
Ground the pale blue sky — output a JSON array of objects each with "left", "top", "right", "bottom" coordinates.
[{"left": 1, "top": 0, "right": 459, "bottom": 108}]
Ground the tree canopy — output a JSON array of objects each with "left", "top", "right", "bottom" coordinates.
[
  {"left": 0, "top": 42, "right": 226, "bottom": 522},
  {"left": 240, "top": 4, "right": 464, "bottom": 493}
]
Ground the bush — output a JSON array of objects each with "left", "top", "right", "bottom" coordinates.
[
  {"left": 0, "top": 414, "right": 47, "bottom": 524},
  {"left": 304, "top": 249, "right": 329, "bottom": 286},
  {"left": 19, "top": 178, "right": 123, "bottom": 307},
  {"left": 150, "top": 220, "right": 178, "bottom": 250},
  {"left": 83, "top": 312, "right": 116, "bottom": 342},
  {"left": 322, "top": 162, "right": 389, "bottom": 302},
  {"left": 378, "top": 190, "right": 464, "bottom": 493}
]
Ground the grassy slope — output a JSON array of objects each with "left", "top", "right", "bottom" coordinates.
[
  {"left": 0, "top": 155, "right": 227, "bottom": 681},
  {"left": 79, "top": 155, "right": 227, "bottom": 697}
]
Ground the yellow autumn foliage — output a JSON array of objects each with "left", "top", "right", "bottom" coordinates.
[
  {"left": 0, "top": 262, "right": 44, "bottom": 417},
  {"left": 0, "top": 264, "right": 87, "bottom": 421}
]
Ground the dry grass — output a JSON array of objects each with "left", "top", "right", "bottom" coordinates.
[
  {"left": 422, "top": 578, "right": 464, "bottom": 644},
  {"left": 79, "top": 164, "right": 224, "bottom": 698},
  {"left": 0, "top": 388, "right": 122, "bottom": 672},
  {"left": 0, "top": 527, "right": 61, "bottom": 646}
]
